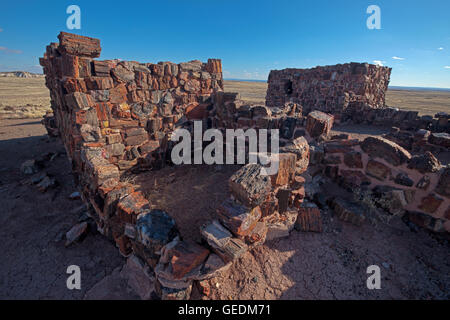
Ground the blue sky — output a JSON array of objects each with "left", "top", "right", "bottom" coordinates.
[{"left": 0, "top": 0, "right": 449, "bottom": 88}]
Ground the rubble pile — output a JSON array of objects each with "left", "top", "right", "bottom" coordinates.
[{"left": 311, "top": 135, "right": 450, "bottom": 232}]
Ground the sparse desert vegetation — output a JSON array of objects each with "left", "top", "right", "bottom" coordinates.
[{"left": 0, "top": 78, "right": 51, "bottom": 119}]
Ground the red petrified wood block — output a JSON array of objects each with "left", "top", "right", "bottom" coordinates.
[
  {"left": 168, "top": 241, "right": 210, "bottom": 279},
  {"left": 217, "top": 198, "right": 262, "bottom": 237},
  {"left": 306, "top": 110, "right": 334, "bottom": 138}
]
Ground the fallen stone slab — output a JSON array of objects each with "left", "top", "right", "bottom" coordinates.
[
  {"left": 330, "top": 197, "right": 365, "bottom": 226},
  {"left": 435, "top": 166, "right": 450, "bottom": 198},
  {"left": 229, "top": 164, "right": 272, "bottom": 207},
  {"left": 200, "top": 220, "right": 248, "bottom": 262},
  {"left": 65, "top": 221, "right": 88, "bottom": 246},
  {"left": 280, "top": 136, "right": 310, "bottom": 174},
  {"left": 361, "top": 136, "right": 411, "bottom": 166},
  {"left": 306, "top": 111, "right": 334, "bottom": 138},
  {"left": 20, "top": 159, "right": 39, "bottom": 175},
  {"left": 217, "top": 198, "right": 262, "bottom": 238},
  {"left": 265, "top": 211, "right": 298, "bottom": 241},
  {"left": 429, "top": 132, "right": 450, "bottom": 148},
  {"left": 408, "top": 151, "right": 442, "bottom": 173}
]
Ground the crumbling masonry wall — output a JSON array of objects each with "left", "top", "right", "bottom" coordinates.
[
  {"left": 40, "top": 32, "right": 312, "bottom": 300},
  {"left": 266, "top": 63, "right": 392, "bottom": 115}
]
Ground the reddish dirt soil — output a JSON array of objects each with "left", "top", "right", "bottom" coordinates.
[
  {"left": 134, "top": 164, "right": 241, "bottom": 243},
  {"left": 0, "top": 119, "right": 126, "bottom": 299},
  {"left": 1, "top": 119, "right": 449, "bottom": 300}
]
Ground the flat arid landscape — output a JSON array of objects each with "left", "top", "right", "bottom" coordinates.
[{"left": 0, "top": 78, "right": 449, "bottom": 119}]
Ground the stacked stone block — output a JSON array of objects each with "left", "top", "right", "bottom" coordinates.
[{"left": 266, "top": 63, "right": 392, "bottom": 114}]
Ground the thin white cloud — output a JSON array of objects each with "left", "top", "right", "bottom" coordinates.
[
  {"left": 392, "top": 56, "right": 405, "bottom": 60},
  {"left": 444, "top": 66, "right": 450, "bottom": 69},
  {"left": 438, "top": 47, "right": 444, "bottom": 50},
  {"left": 373, "top": 60, "right": 385, "bottom": 66},
  {"left": 0, "top": 46, "right": 22, "bottom": 54}
]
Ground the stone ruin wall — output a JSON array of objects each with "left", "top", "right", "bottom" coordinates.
[
  {"left": 40, "top": 32, "right": 449, "bottom": 300},
  {"left": 40, "top": 32, "right": 312, "bottom": 300},
  {"left": 266, "top": 63, "right": 392, "bottom": 115},
  {"left": 266, "top": 64, "right": 449, "bottom": 134}
]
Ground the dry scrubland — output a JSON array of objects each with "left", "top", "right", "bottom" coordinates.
[
  {"left": 0, "top": 77, "right": 51, "bottom": 119},
  {"left": 224, "top": 80, "right": 450, "bottom": 116},
  {"left": 0, "top": 78, "right": 448, "bottom": 119}
]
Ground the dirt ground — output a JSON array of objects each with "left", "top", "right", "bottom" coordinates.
[
  {"left": 0, "top": 119, "right": 449, "bottom": 300},
  {"left": 133, "top": 164, "right": 241, "bottom": 243},
  {"left": 0, "top": 119, "right": 126, "bottom": 299}
]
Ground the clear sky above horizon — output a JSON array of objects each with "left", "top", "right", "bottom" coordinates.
[{"left": 0, "top": 0, "right": 449, "bottom": 88}]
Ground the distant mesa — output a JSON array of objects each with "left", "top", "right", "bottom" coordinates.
[{"left": 0, "top": 71, "right": 44, "bottom": 78}]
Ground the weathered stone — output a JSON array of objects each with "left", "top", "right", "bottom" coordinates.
[
  {"left": 136, "top": 209, "right": 178, "bottom": 252},
  {"left": 280, "top": 137, "right": 309, "bottom": 174},
  {"left": 306, "top": 111, "right": 334, "bottom": 137},
  {"left": 117, "top": 191, "right": 150, "bottom": 224},
  {"left": 416, "top": 175, "right": 431, "bottom": 190},
  {"left": 331, "top": 197, "right": 365, "bottom": 226},
  {"left": 435, "top": 166, "right": 450, "bottom": 198},
  {"left": 265, "top": 211, "right": 298, "bottom": 241},
  {"left": 163, "top": 241, "right": 210, "bottom": 280},
  {"left": 270, "top": 153, "right": 297, "bottom": 186},
  {"left": 58, "top": 32, "right": 101, "bottom": 58},
  {"left": 419, "top": 194, "right": 443, "bottom": 214},
  {"left": 295, "top": 206, "right": 323, "bottom": 233},
  {"left": 155, "top": 279, "right": 192, "bottom": 300},
  {"left": 429, "top": 132, "right": 450, "bottom": 148},
  {"left": 323, "top": 155, "right": 341, "bottom": 165},
  {"left": 361, "top": 136, "right": 411, "bottom": 166},
  {"left": 372, "top": 186, "right": 407, "bottom": 215},
  {"left": 324, "top": 139, "right": 358, "bottom": 154},
  {"left": 217, "top": 199, "right": 261, "bottom": 237},
  {"left": 65, "top": 92, "right": 95, "bottom": 110},
  {"left": 276, "top": 188, "right": 291, "bottom": 213},
  {"left": 245, "top": 222, "right": 268, "bottom": 245},
  {"left": 94, "top": 164, "right": 119, "bottom": 186},
  {"left": 366, "top": 159, "right": 390, "bottom": 181},
  {"left": 404, "top": 211, "right": 444, "bottom": 232},
  {"left": 344, "top": 151, "right": 363, "bottom": 168},
  {"left": 408, "top": 152, "right": 441, "bottom": 173},
  {"left": 229, "top": 164, "right": 272, "bottom": 207},
  {"left": 36, "top": 175, "right": 57, "bottom": 192},
  {"left": 21, "top": 159, "right": 39, "bottom": 175},
  {"left": 106, "top": 143, "right": 125, "bottom": 157},
  {"left": 200, "top": 220, "right": 247, "bottom": 262},
  {"left": 394, "top": 172, "right": 414, "bottom": 187},
  {"left": 112, "top": 64, "right": 135, "bottom": 83},
  {"left": 65, "top": 222, "right": 88, "bottom": 246}
]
